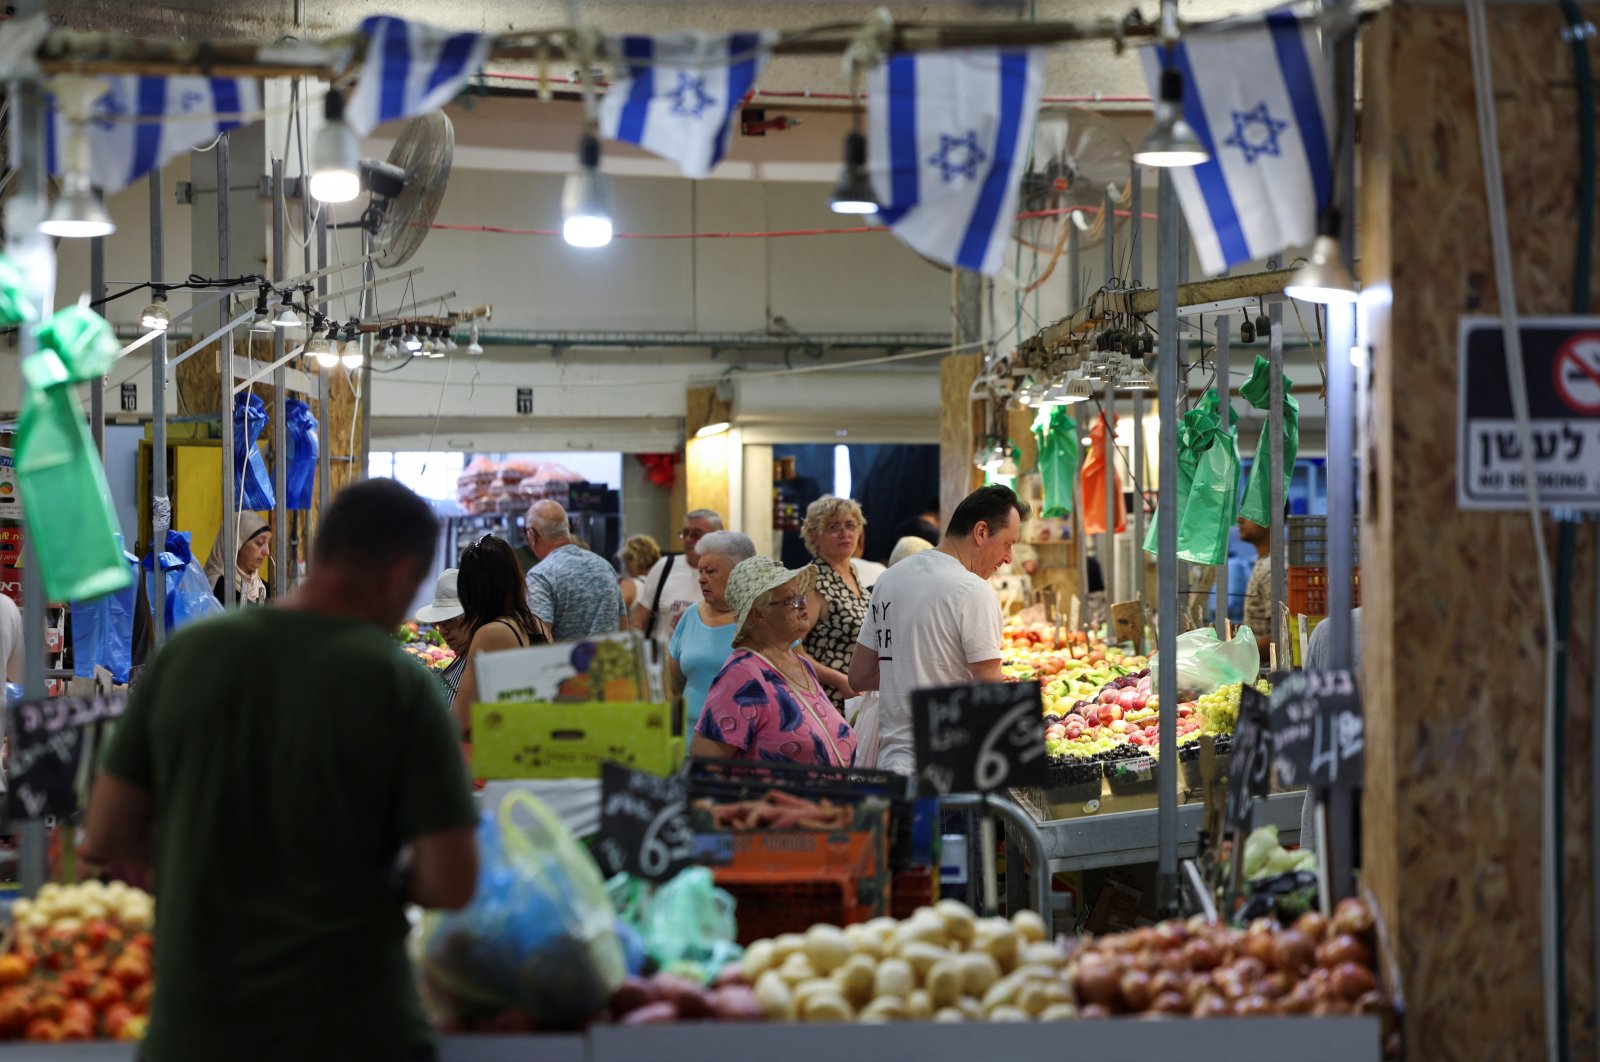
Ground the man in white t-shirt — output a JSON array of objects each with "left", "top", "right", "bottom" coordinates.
[
  {"left": 629, "top": 509, "right": 723, "bottom": 661},
  {"left": 850, "top": 485, "right": 1030, "bottom": 774}
]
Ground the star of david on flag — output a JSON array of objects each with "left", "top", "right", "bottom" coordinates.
[
  {"left": 44, "top": 76, "right": 260, "bottom": 194},
  {"left": 1138, "top": 4, "right": 1333, "bottom": 276},
  {"left": 867, "top": 48, "right": 1046, "bottom": 275},
  {"left": 346, "top": 16, "right": 494, "bottom": 135},
  {"left": 598, "top": 31, "right": 776, "bottom": 179}
]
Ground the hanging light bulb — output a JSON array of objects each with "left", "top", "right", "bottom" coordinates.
[
  {"left": 466, "top": 321, "right": 484, "bottom": 356},
  {"left": 1133, "top": 65, "right": 1209, "bottom": 168},
  {"left": 439, "top": 326, "right": 458, "bottom": 352},
  {"left": 997, "top": 453, "right": 1020, "bottom": 478},
  {"left": 1041, "top": 377, "right": 1069, "bottom": 405},
  {"left": 402, "top": 326, "right": 423, "bottom": 353},
  {"left": 40, "top": 77, "right": 116, "bottom": 238},
  {"left": 1122, "top": 359, "right": 1155, "bottom": 390},
  {"left": 379, "top": 327, "right": 402, "bottom": 359},
  {"left": 307, "top": 328, "right": 339, "bottom": 369},
  {"left": 249, "top": 287, "right": 274, "bottom": 332},
  {"left": 1064, "top": 371, "right": 1094, "bottom": 403},
  {"left": 309, "top": 88, "right": 362, "bottom": 204},
  {"left": 139, "top": 291, "right": 171, "bottom": 331},
  {"left": 562, "top": 132, "right": 614, "bottom": 249},
  {"left": 271, "top": 291, "right": 302, "bottom": 329},
  {"left": 340, "top": 329, "right": 365, "bottom": 369},
  {"left": 828, "top": 130, "right": 880, "bottom": 215},
  {"left": 1285, "top": 209, "right": 1359, "bottom": 304}
]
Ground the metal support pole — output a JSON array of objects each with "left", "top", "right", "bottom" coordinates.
[
  {"left": 1101, "top": 190, "right": 1118, "bottom": 603},
  {"left": 1268, "top": 256, "right": 1287, "bottom": 666},
  {"left": 1155, "top": 169, "right": 1181, "bottom": 916},
  {"left": 1324, "top": 34, "right": 1357, "bottom": 669},
  {"left": 1073, "top": 404, "right": 1089, "bottom": 615},
  {"left": 217, "top": 136, "right": 236, "bottom": 609},
  {"left": 358, "top": 231, "right": 374, "bottom": 480},
  {"left": 270, "top": 159, "right": 289, "bottom": 600},
  {"left": 89, "top": 239, "right": 106, "bottom": 456},
  {"left": 149, "top": 170, "right": 169, "bottom": 646},
  {"left": 1214, "top": 316, "right": 1230, "bottom": 637},
  {"left": 1131, "top": 176, "right": 1146, "bottom": 636},
  {"left": 315, "top": 212, "right": 332, "bottom": 516},
  {"left": 1069, "top": 216, "right": 1081, "bottom": 310}
]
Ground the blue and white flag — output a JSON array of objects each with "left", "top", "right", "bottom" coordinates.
[
  {"left": 346, "top": 16, "right": 493, "bottom": 135},
  {"left": 598, "top": 31, "right": 775, "bottom": 179},
  {"left": 1138, "top": 7, "right": 1333, "bottom": 276},
  {"left": 46, "top": 77, "right": 259, "bottom": 194},
  {"left": 867, "top": 48, "right": 1045, "bottom": 276}
]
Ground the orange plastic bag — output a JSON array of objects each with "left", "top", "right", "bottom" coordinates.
[{"left": 1079, "top": 415, "right": 1126, "bottom": 535}]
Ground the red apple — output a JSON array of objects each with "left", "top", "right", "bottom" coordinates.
[
  {"left": 1099, "top": 689, "right": 1120, "bottom": 705},
  {"left": 1177, "top": 704, "right": 1194, "bottom": 717},
  {"left": 1102, "top": 704, "right": 1123, "bottom": 722},
  {"left": 1066, "top": 725, "right": 1083, "bottom": 739},
  {"left": 1118, "top": 690, "right": 1140, "bottom": 711},
  {"left": 1129, "top": 733, "right": 1148, "bottom": 746}
]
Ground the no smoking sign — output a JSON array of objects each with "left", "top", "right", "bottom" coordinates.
[{"left": 1554, "top": 334, "right": 1600, "bottom": 414}]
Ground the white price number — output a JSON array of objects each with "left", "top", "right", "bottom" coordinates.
[
  {"left": 975, "top": 700, "right": 1045, "bottom": 792},
  {"left": 1310, "top": 708, "right": 1364, "bottom": 787},
  {"left": 639, "top": 800, "right": 693, "bottom": 880}
]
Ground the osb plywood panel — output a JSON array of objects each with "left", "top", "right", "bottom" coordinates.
[
  {"left": 1363, "top": 7, "right": 1598, "bottom": 1059},
  {"left": 939, "top": 353, "right": 983, "bottom": 526}
]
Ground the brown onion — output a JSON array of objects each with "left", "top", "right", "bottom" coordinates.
[
  {"left": 1073, "top": 959, "right": 1122, "bottom": 1008},
  {"left": 1330, "top": 961, "right": 1377, "bottom": 1001},
  {"left": 1355, "top": 989, "right": 1388, "bottom": 1015},
  {"left": 1153, "top": 920, "right": 1190, "bottom": 950},
  {"left": 1183, "top": 937, "right": 1223, "bottom": 971},
  {"left": 1242, "top": 928, "right": 1277, "bottom": 965},
  {"left": 1332, "top": 897, "right": 1376, "bottom": 938},
  {"left": 1234, "top": 994, "right": 1274, "bottom": 1017},
  {"left": 1312, "top": 997, "right": 1353, "bottom": 1016},
  {"left": 1120, "top": 969, "right": 1155, "bottom": 1012},
  {"left": 1231, "top": 955, "right": 1267, "bottom": 983},
  {"left": 1295, "top": 911, "right": 1329, "bottom": 942},
  {"left": 1080, "top": 1003, "right": 1112, "bottom": 1018},
  {"left": 1280, "top": 982, "right": 1317, "bottom": 1014},
  {"left": 1272, "top": 929, "right": 1316, "bottom": 975},
  {"left": 1149, "top": 969, "right": 1184, "bottom": 998},
  {"left": 1258, "top": 971, "right": 1291, "bottom": 999},
  {"left": 1316, "top": 933, "right": 1373, "bottom": 970},
  {"left": 1151, "top": 991, "right": 1189, "bottom": 1014},
  {"left": 1210, "top": 969, "right": 1248, "bottom": 1000},
  {"left": 1192, "top": 992, "right": 1233, "bottom": 1018}
]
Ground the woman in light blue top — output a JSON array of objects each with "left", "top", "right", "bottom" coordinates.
[{"left": 669, "top": 530, "right": 755, "bottom": 750}]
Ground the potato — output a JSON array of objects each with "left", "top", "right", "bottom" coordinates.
[
  {"left": 833, "top": 954, "right": 877, "bottom": 1007},
  {"left": 955, "top": 995, "right": 985, "bottom": 1021},
  {"left": 654, "top": 974, "right": 716, "bottom": 1020},
  {"left": 772, "top": 933, "right": 807, "bottom": 962},
  {"left": 859, "top": 996, "right": 906, "bottom": 1022},
  {"left": 891, "top": 912, "right": 947, "bottom": 952},
  {"left": 898, "top": 942, "right": 951, "bottom": 979},
  {"left": 982, "top": 974, "right": 1023, "bottom": 1011},
  {"left": 866, "top": 916, "right": 900, "bottom": 937},
  {"left": 1017, "top": 982, "right": 1050, "bottom": 1017},
  {"left": 743, "top": 940, "right": 777, "bottom": 979},
  {"left": 934, "top": 1006, "right": 966, "bottom": 1023},
  {"left": 804, "top": 924, "right": 853, "bottom": 974},
  {"left": 755, "top": 972, "right": 796, "bottom": 1021},
  {"left": 977, "top": 923, "right": 1022, "bottom": 972},
  {"left": 710, "top": 985, "right": 765, "bottom": 1022},
  {"left": 1012, "top": 909, "right": 1049, "bottom": 944},
  {"left": 1021, "top": 943, "right": 1065, "bottom": 968},
  {"left": 1014, "top": 963, "right": 1062, "bottom": 983},
  {"left": 1039, "top": 1002, "right": 1078, "bottom": 1022},
  {"left": 935, "top": 899, "right": 978, "bottom": 945},
  {"left": 1041, "top": 982, "right": 1073, "bottom": 1006},
  {"left": 777, "top": 954, "right": 818, "bottom": 986},
  {"left": 794, "top": 978, "right": 840, "bottom": 1010},
  {"left": 906, "top": 989, "right": 934, "bottom": 1020},
  {"left": 958, "top": 952, "right": 1002, "bottom": 997},
  {"left": 987, "top": 1004, "right": 1031, "bottom": 1022},
  {"left": 801, "top": 991, "right": 854, "bottom": 1023},
  {"left": 925, "top": 958, "right": 964, "bottom": 1007},
  {"left": 844, "top": 924, "right": 883, "bottom": 960},
  {"left": 873, "top": 958, "right": 915, "bottom": 1000}
]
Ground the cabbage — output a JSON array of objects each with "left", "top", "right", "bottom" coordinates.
[{"left": 1242, "top": 825, "right": 1280, "bottom": 880}]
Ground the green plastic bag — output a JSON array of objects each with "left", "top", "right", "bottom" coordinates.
[
  {"left": 1176, "top": 391, "right": 1241, "bottom": 566},
  {"left": 16, "top": 304, "right": 133, "bottom": 602},
  {"left": 1237, "top": 354, "right": 1300, "bottom": 526},
  {"left": 1031, "top": 405, "right": 1079, "bottom": 518},
  {"left": 1143, "top": 391, "right": 1218, "bottom": 556}
]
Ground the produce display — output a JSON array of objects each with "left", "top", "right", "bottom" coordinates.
[
  {"left": 1045, "top": 677, "right": 1272, "bottom": 766},
  {"left": 0, "top": 882, "right": 155, "bottom": 1043},
  {"left": 692, "top": 790, "right": 855, "bottom": 831},
  {"left": 397, "top": 621, "right": 456, "bottom": 672},
  {"left": 740, "top": 905, "right": 1078, "bottom": 1024},
  {"left": 1065, "top": 897, "right": 1386, "bottom": 1019}
]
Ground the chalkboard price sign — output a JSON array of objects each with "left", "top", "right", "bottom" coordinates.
[
  {"left": 912, "top": 681, "right": 1047, "bottom": 797},
  {"left": 597, "top": 761, "right": 693, "bottom": 883},
  {"left": 1268, "top": 669, "right": 1364, "bottom": 790},
  {"left": 1226, "top": 686, "right": 1273, "bottom": 835},
  {"left": 6, "top": 694, "right": 127, "bottom": 822}
]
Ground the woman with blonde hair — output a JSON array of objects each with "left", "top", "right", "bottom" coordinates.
[
  {"left": 799, "top": 495, "right": 870, "bottom": 711},
  {"left": 617, "top": 534, "right": 662, "bottom": 611}
]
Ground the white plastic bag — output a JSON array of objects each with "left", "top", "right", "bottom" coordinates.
[{"left": 851, "top": 692, "right": 882, "bottom": 767}]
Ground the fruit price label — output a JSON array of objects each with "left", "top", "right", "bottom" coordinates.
[
  {"left": 912, "top": 681, "right": 1047, "bottom": 797},
  {"left": 597, "top": 761, "right": 693, "bottom": 884},
  {"left": 5, "top": 693, "right": 127, "bottom": 823},
  {"left": 1226, "top": 686, "right": 1273, "bottom": 835},
  {"left": 1268, "top": 669, "right": 1363, "bottom": 791}
]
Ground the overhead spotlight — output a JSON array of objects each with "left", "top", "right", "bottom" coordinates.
[
  {"left": 466, "top": 321, "right": 484, "bottom": 356},
  {"left": 249, "top": 287, "right": 274, "bottom": 332},
  {"left": 1064, "top": 372, "right": 1095, "bottom": 403},
  {"left": 561, "top": 132, "right": 614, "bottom": 249},
  {"left": 696, "top": 422, "right": 731, "bottom": 439},
  {"left": 402, "top": 326, "right": 423, "bottom": 353},
  {"left": 40, "top": 77, "right": 115, "bottom": 238},
  {"left": 997, "top": 454, "right": 1020, "bottom": 478},
  {"left": 271, "top": 291, "right": 302, "bottom": 329},
  {"left": 139, "top": 292, "right": 170, "bottom": 331},
  {"left": 439, "top": 326, "right": 458, "bottom": 352},
  {"left": 1284, "top": 209, "right": 1359, "bottom": 304},
  {"left": 309, "top": 89, "right": 362, "bottom": 204},
  {"left": 307, "top": 329, "right": 339, "bottom": 369},
  {"left": 1041, "top": 378, "right": 1069, "bottom": 405},
  {"left": 340, "top": 331, "right": 365, "bottom": 369},
  {"left": 1122, "top": 359, "right": 1154, "bottom": 390},
  {"left": 828, "top": 130, "right": 880, "bottom": 215},
  {"left": 1133, "top": 66, "right": 1209, "bottom": 169}
]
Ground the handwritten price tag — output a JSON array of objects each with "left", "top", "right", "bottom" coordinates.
[
  {"left": 913, "top": 682, "right": 1047, "bottom": 797},
  {"left": 1268, "top": 669, "right": 1363, "bottom": 790},
  {"left": 598, "top": 762, "right": 693, "bottom": 883},
  {"left": 5, "top": 694, "right": 127, "bottom": 823},
  {"left": 1226, "top": 687, "right": 1272, "bottom": 836}
]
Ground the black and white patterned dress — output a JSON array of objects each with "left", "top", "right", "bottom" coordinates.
[{"left": 803, "top": 559, "right": 870, "bottom": 712}]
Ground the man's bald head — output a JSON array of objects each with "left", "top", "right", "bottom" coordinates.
[{"left": 526, "top": 500, "right": 573, "bottom": 560}]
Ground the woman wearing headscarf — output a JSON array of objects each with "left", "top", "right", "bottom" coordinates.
[
  {"left": 690, "top": 556, "right": 856, "bottom": 767},
  {"left": 206, "top": 513, "right": 271, "bottom": 606}
]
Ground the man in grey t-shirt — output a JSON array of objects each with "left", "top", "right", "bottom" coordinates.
[{"left": 525, "top": 500, "right": 625, "bottom": 641}]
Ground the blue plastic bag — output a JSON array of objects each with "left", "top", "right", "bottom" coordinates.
[
  {"left": 143, "top": 530, "right": 224, "bottom": 631},
  {"left": 70, "top": 533, "right": 138, "bottom": 683},
  {"left": 285, "top": 399, "right": 318, "bottom": 511},
  {"left": 233, "top": 393, "right": 275, "bottom": 511}
]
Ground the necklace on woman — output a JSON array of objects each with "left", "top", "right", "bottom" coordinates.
[{"left": 749, "top": 647, "right": 814, "bottom": 694}]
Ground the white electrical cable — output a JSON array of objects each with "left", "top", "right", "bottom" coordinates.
[{"left": 1465, "top": 3, "right": 1561, "bottom": 1059}]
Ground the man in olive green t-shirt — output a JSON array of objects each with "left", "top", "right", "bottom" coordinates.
[{"left": 84, "top": 480, "right": 479, "bottom": 1062}]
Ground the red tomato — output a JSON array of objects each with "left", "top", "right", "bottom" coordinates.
[{"left": 24, "top": 1018, "right": 62, "bottom": 1042}]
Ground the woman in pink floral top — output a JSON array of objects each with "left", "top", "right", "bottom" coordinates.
[{"left": 690, "top": 557, "right": 856, "bottom": 768}]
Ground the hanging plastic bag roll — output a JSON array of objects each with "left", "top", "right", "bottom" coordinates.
[
  {"left": 16, "top": 304, "right": 133, "bottom": 602},
  {"left": 70, "top": 534, "right": 139, "bottom": 684},
  {"left": 1237, "top": 353, "right": 1300, "bottom": 526},
  {"left": 1143, "top": 392, "right": 1217, "bottom": 555},
  {"left": 1148, "top": 624, "right": 1261, "bottom": 693},
  {"left": 143, "top": 530, "right": 224, "bottom": 631},
  {"left": 233, "top": 393, "right": 276, "bottom": 511},
  {"left": 1175, "top": 391, "right": 1242, "bottom": 566},
  {"left": 1031, "top": 405, "right": 1079, "bottom": 518},
  {"left": 1079, "top": 414, "right": 1126, "bottom": 534},
  {"left": 284, "top": 399, "right": 318, "bottom": 511}
]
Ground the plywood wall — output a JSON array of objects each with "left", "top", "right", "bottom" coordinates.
[{"left": 1362, "top": 7, "right": 1598, "bottom": 1057}]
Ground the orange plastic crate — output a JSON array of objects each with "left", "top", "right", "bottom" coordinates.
[
  {"left": 890, "top": 866, "right": 937, "bottom": 919},
  {"left": 716, "top": 867, "right": 873, "bottom": 944},
  {"left": 1286, "top": 565, "right": 1362, "bottom": 616}
]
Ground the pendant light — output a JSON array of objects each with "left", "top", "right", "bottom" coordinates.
[
  {"left": 1133, "top": 66, "right": 1209, "bottom": 169},
  {"left": 308, "top": 89, "right": 362, "bottom": 204},
  {"left": 829, "top": 130, "right": 880, "bottom": 215},
  {"left": 1284, "top": 209, "right": 1358, "bottom": 303},
  {"left": 139, "top": 291, "right": 171, "bottom": 331},
  {"left": 562, "top": 132, "right": 614, "bottom": 249},
  {"left": 40, "top": 78, "right": 115, "bottom": 238}
]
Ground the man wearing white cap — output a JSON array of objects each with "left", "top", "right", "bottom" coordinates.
[{"left": 415, "top": 569, "right": 469, "bottom": 701}]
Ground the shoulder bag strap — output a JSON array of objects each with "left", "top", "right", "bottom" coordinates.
[{"left": 646, "top": 553, "right": 677, "bottom": 639}]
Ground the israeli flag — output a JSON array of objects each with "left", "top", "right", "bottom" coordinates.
[
  {"left": 46, "top": 77, "right": 259, "bottom": 194},
  {"left": 346, "top": 16, "right": 493, "bottom": 135},
  {"left": 866, "top": 48, "right": 1045, "bottom": 275},
  {"left": 1138, "top": 7, "right": 1333, "bottom": 276},
  {"left": 598, "top": 31, "right": 775, "bottom": 179}
]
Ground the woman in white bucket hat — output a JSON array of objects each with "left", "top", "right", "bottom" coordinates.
[
  {"left": 415, "top": 568, "right": 469, "bottom": 700},
  {"left": 689, "top": 556, "right": 856, "bottom": 767}
]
